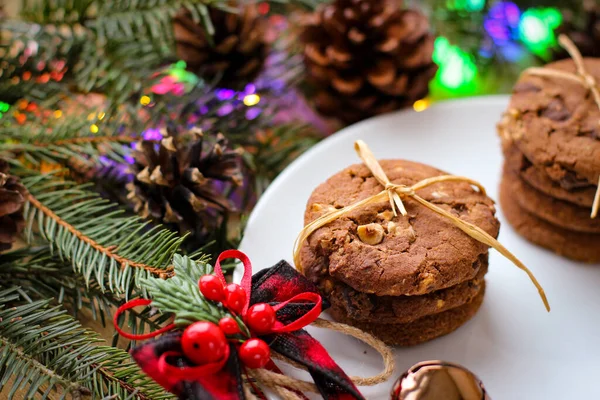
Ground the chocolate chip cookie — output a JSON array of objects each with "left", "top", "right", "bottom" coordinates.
[
  {"left": 301, "top": 160, "right": 500, "bottom": 297},
  {"left": 505, "top": 168, "right": 600, "bottom": 233},
  {"left": 498, "top": 58, "right": 600, "bottom": 188},
  {"left": 329, "top": 284, "right": 486, "bottom": 347},
  {"left": 300, "top": 159, "right": 500, "bottom": 346},
  {"left": 328, "top": 255, "right": 487, "bottom": 324},
  {"left": 503, "top": 143, "right": 597, "bottom": 208},
  {"left": 500, "top": 172, "right": 600, "bottom": 263}
]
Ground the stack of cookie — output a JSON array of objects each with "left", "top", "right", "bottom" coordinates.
[
  {"left": 498, "top": 58, "right": 600, "bottom": 263},
  {"left": 300, "top": 160, "right": 500, "bottom": 346}
]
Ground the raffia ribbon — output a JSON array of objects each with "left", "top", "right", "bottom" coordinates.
[
  {"left": 524, "top": 34, "right": 600, "bottom": 219},
  {"left": 244, "top": 317, "right": 395, "bottom": 400},
  {"left": 294, "top": 140, "right": 550, "bottom": 312}
]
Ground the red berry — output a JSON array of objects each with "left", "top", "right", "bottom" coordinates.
[
  {"left": 219, "top": 317, "right": 241, "bottom": 335},
  {"left": 245, "top": 303, "right": 276, "bottom": 334},
  {"left": 181, "top": 321, "right": 227, "bottom": 365},
  {"left": 239, "top": 338, "right": 270, "bottom": 369},
  {"left": 199, "top": 275, "right": 225, "bottom": 302},
  {"left": 225, "top": 284, "right": 247, "bottom": 314}
]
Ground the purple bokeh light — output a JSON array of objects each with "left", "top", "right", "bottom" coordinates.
[
  {"left": 142, "top": 128, "right": 163, "bottom": 141},
  {"left": 484, "top": 2, "right": 521, "bottom": 44}
]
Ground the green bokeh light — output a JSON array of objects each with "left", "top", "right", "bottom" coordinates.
[
  {"left": 432, "top": 37, "right": 478, "bottom": 94},
  {"left": 446, "top": 0, "right": 486, "bottom": 12},
  {"left": 519, "top": 8, "right": 562, "bottom": 58}
]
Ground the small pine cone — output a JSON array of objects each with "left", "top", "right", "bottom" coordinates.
[
  {"left": 300, "top": 0, "right": 437, "bottom": 124},
  {"left": 127, "top": 128, "right": 244, "bottom": 246},
  {"left": 553, "top": 1, "right": 600, "bottom": 60},
  {"left": 173, "top": 4, "right": 268, "bottom": 83},
  {"left": 0, "top": 159, "right": 28, "bottom": 252}
]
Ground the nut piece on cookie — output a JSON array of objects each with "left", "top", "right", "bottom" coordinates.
[{"left": 357, "top": 223, "right": 384, "bottom": 245}]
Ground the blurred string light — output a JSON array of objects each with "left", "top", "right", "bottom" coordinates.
[
  {"left": 0, "top": 101, "right": 9, "bottom": 119},
  {"left": 518, "top": 8, "right": 562, "bottom": 58},
  {"left": 413, "top": 98, "right": 430, "bottom": 112},
  {"left": 484, "top": 1, "right": 521, "bottom": 44},
  {"left": 140, "top": 95, "right": 151, "bottom": 106},
  {"left": 446, "top": 0, "right": 485, "bottom": 12},
  {"left": 432, "top": 37, "right": 478, "bottom": 93},
  {"left": 152, "top": 61, "right": 199, "bottom": 96}
]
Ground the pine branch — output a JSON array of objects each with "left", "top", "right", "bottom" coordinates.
[
  {"left": 141, "top": 254, "right": 248, "bottom": 333},
  {"left": 246, "top": 123, "right": 321, "bottom": 197},
  {"left": 0, "top": 287, "right": 174, "bottom": 399},
  {"left": 18, "top": 171, "right": 185, "bottom": 296},
  {"left": 0, "top": 105, "right": 142, "bottom": 168},
  {"left": 0, "top": 248, "right": 170, "bottom": 342}
]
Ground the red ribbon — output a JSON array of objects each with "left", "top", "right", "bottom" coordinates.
[
  {"left": 270, "top": 292, "right": 322, "bottom": 334},
  {"left": 113, "top": 299, "right": 176, "bottom": 340},
  {"left": 213, "top": 249, "right": 253, "bottom": 315}
]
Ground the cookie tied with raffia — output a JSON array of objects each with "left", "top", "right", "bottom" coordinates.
[
  {"left": 0, "top": 159, "right": 28, "bottom": 252},
  {"left": 300, "top": 0, "right": 437, "bottom": 124},
  {"left": 173, "top": 3, "right": 268, "bottom": 83},
  {"left": 127, "top": 128, "right": 243, "bottom": 247}
]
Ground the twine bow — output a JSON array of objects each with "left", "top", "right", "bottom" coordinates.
[
  {"left": 524, "top": 34, "right": 600, "bottom": 219},
  {"left": 294, "top": 140, "right": 550, "bottom": 312}
]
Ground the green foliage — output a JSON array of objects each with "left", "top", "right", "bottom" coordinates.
[
  {"left": 0, "top": 286, "right": 173, "bottom": 399},
  {"left": 0, "top": 113, "right": 137, "bottom": 168},
  {"left": 0, "top": 248, "right": 171, "bottom": 346},
  {"left": 246, "top": 123, "right": 321, "bottom": 197},
  {"left": 19, "top": 171, "right": 185, "bottom": 296},
  {"left": 141, "top": 254, "right": 248, "bottom": 334}
]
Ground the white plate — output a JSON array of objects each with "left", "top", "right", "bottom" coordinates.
[{"left": 238, "top": 95, "right": 600, "bottom": 400}]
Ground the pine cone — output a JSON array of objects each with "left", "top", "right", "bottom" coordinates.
[
  {"left": 173, "top": 4, "right": 268, "bottom": 83},
  {"left": 300, "top": 0, "right": 437, "bottom": 124},
  {"left": 0, "top": 159, "right": 28, "bottom": 252},
  {"left": 127, "top": 128, "right": 244, "bottom": 247},
  {"left": 553, "top": 1, "right": 600, "bottom": 60}
]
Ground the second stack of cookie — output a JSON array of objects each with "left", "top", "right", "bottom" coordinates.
[
  {"left": 497, "top": 58, "right": 600, "bottom": 263},
  {"left": 300, "top": 160, "right": 500, "bottom": 346}
]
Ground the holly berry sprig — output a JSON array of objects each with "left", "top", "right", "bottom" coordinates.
[
  {"left": 121, "top": 253, "right": 321, "bottom": 373},
  {"left": 183, "top": 274, "right": 276, "bottom": 368}
]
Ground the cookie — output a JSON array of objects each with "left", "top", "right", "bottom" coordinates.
[
  {"left": 498, "top": 58, "right": 600, "bottom": 188},
  {"left": 327, "top": 254, "right": 487, "bottom": 324},
  {"left": 301, "top": 160, "right": 500, "bottom": 296},
  {"left": 500, "top": 173, "right": 600, "bottom": 263},
  {"left": 503, "top": 143, "right": 596, "bottom": 208},
  {"left": 505, "top": 168, "right": 600, "bottom": 233},
  {"left": 328, "top": 283, "right": 486, "bottom": 346}
]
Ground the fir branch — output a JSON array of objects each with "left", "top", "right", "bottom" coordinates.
[
  {"left": 0, "top": 248, "right": 173, "bottom": 347},
  {"left": 247, "top": 123, "right": 322, "bottom": 196},
  {"left": 141, "top": 254, "right": 247, "bottom": 332},
  {"left": 0, "top": 105, "right": 143, "bottom": 168},
  {"left": 0, "top": 287, "right": 173, "bottom": 399},
  {"left": 34, "top": 135, "right": 137, "bottom": 147},
  {"left": 19, "top": 172, "right": 184, "bottom": 296}
]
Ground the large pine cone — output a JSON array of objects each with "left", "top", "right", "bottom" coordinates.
[
  {"left": 127, "top": 128, "right": 244, "bottom": 248},
  {"left": 300, "top": 0, "right": 437, "bottom": 124},
  {"left": 173, "top": 4, "right": 268, "bottom": 83},
  {"left": 553, "top": 1, "right": 600, "bottom": 60},
  {"left": 0, "top": 159, "right": 28, "bottom": 252}
]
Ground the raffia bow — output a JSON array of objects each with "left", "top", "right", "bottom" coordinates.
[
  {"left": 294, "top": 140, "right": 550, "bottom": 312},
  {"left": 524, "top": 34, "right": 600, "bottom": 219}
]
